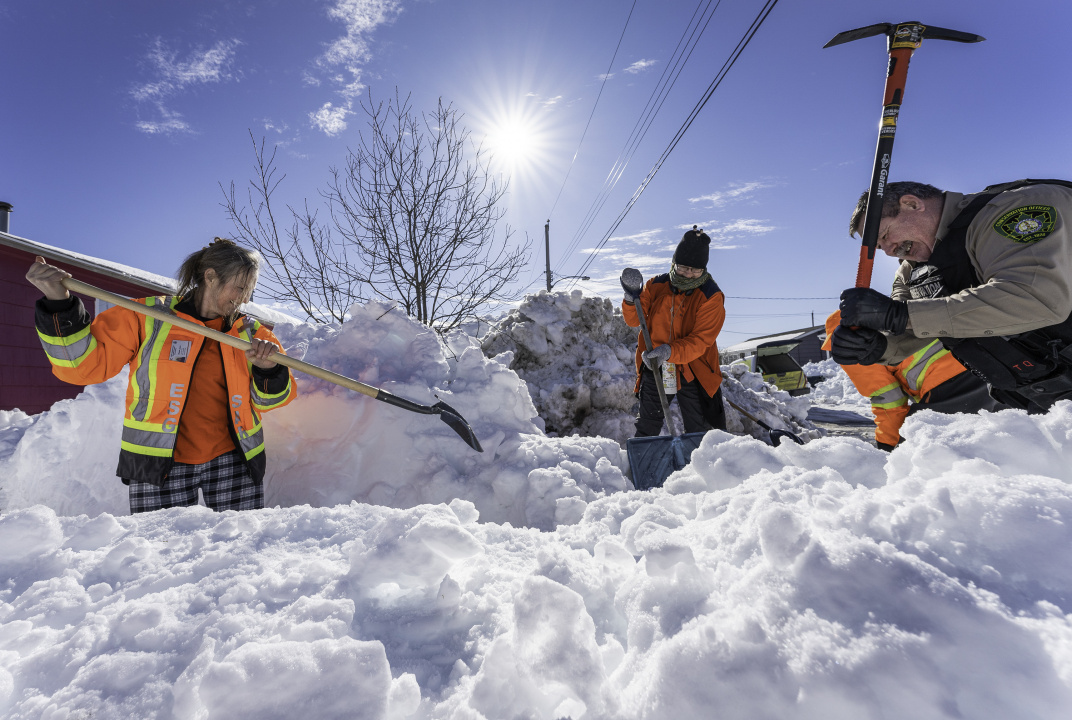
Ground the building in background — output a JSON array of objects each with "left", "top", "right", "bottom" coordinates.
[{"left": 1, "top": 224, "right": 174, "bottom": 414}]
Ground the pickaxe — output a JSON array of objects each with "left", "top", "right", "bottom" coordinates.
[{"left": 825, "top": 22, "right": 984, "bottom": 288}]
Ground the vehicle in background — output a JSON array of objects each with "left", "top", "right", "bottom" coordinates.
[{"left": 731, "top": 338, "right": 810, "bottom": 396}]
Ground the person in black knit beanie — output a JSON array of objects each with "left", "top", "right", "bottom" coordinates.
[{"left": 620, "top": 226, "right": 727, "bottom": 437}]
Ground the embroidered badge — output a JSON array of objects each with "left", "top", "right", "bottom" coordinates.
[{"left": 993, "top": 205, "right": 1057, "bottom": 243}]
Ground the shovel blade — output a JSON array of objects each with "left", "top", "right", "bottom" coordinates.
[
  {"left": 433, "top": 401, "right": 483, "bottom": 452},
  {"left": 626, "top": 432, "right": 706, "bottom": 490}
]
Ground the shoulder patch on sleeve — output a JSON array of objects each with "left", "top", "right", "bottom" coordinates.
[
  {"left": 700, "top": 277, "right": 722, "bottom": 298},
  {"left": 993, "top": 204, "right": 1057, "bottom": 244}
]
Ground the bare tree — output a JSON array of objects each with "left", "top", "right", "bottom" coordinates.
[
  {"left": 325, "top": 89, "right": 530, "bottom": 332},
  {"left": 221, "top": 132, "right": 363, "bottom": 324}
]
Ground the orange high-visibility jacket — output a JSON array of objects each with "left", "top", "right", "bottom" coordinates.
[
  {"left": 823, "top": 310, "right": 965, "bottom": 445},
  {"left": 35, "top": 294, "right": 296, "bottom": 485},
  {"left": 623, "top": 274, "right": 725, "bottom": 396}
]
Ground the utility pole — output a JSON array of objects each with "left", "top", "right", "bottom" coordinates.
[
  {"left": 544, "top": 220, "right": 552, "bottom": 292},
  {"left": 543, "top": 220, "right": 590, "bottom": 290}
]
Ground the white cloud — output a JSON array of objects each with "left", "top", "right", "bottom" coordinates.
[
  {"left": 308, "top": 0, "right": 402, "bottom": 135},
  {"left": 624, "top": 58, "right": 656, "bottom": 74},
  {"left": 688, "top": 180, "right": 774, "bottom": 208},
  {"left": 135, "top": 113, "right": 191, "bottom": 136},
  {"left": 309, "top": 102, "right": 353, "bottom": 136},
  {"left": 131, "top": 38, "right": 241, "bottom": 136},
  {"left": 719, "top": 218, "right": 775, "bottom": 234}
]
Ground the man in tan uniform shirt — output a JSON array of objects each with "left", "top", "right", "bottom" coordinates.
[{"left": 831, "top": 180, "right": 1072, "bottom": 412}]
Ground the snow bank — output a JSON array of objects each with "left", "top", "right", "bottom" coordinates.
[{"left": 2, "top": 405, "right": 1071, "bottom": 718}]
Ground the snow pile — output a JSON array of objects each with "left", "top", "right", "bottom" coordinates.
[
  {"left": 2, "top": 406, "right": 1071, "bottom": 718},
  {"left": 802, "top": 357, "right": 871, "bottom": 409},
  {"left": 480, "top": 290, "right": 639, "bottom": 443},
  {"left": 0, "top": 300, "right": 629, "bottom": 529},
  {"left": 481, "top": 290, "right": 821, "bottom": 446},
  {"left": 720, "top": 362, "right": 822, "bottom": 443}
]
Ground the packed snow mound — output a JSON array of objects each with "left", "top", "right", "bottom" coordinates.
[
  {"left": 2, "top": 406, "right": 1071, "bottom": 719},
  {"left": 481, "top": 290, "right": 821, "bottom": 445},
  {"left": 481, "top": 290, "right": 639, "bottom": 442},
  {"left": 720, "top": 363, "right": 822, "bottom": 444},
  {"left": 803, "top": 358, "right": 871, "bottom": 409},
  {"left": 0, "top": 300, "right": 629, "bottom": 528}
]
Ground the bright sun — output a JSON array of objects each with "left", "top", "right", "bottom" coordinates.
[
  {"left": 488, "top": 119, "right": 537, "bottom": 166},
  {"left": 476, "top": 100, "right": 555, "bottom": 184}
]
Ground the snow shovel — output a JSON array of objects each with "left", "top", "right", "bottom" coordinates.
[
  {"left": 622, "top": 269, "right": 706, "bottom": 490},
  {"left": 824, "top": 22, "right": 983, "bottom": 288},
  {"left": 60, "top": 277, "right": 483, "bottom": 452},
  {"left": 726, "top": 399, "right": 804, "bottom": 447}
]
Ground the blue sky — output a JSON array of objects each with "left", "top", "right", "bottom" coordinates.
[{"left": 4, "top": 0, "right": 1071, "bottom": 339}]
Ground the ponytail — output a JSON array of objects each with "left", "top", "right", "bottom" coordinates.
[{"left": 176, "top": 237, "right": 261, "bottom": 297}]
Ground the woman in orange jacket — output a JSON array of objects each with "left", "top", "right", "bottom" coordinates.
[
  {"left": 28, "top": 238, "right": 296, "bottom": 513},
  {"left": 621, "top": 227, "right": 726, "bottom": 436}
]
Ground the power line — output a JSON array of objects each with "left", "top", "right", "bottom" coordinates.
[
  {"left": 547, "top": 0, "right": 639, "bottom": 221},
  {"left": 568, "top": 0, "right": 781, "bottom": 287},
  {"left": 554, "top": 0, "right": 720, "bottom": 278}
]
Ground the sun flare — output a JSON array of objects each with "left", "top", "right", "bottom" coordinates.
[
  {"left": 473, "top": 98, "right": 556, "bottom": 186},
  {"left": 488, "top": 118, "right": 538, "bottom": 166}
]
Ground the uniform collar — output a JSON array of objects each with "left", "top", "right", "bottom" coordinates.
[{"left": 935, "top": 191, "right": 966, "bottom": 243}]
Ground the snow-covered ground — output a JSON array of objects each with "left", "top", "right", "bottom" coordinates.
[{"left": 1, "top": 291, "right": 1070, "bottom": 719}]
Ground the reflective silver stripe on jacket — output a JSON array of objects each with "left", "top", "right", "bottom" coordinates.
[
  {"left": 38, "top": 330, "right": 94, "bottom": 363},
  {"left": 236, "top": 425, "right": 265, "bottom": 458},
  {"left": 121, "top": 423, "right": 179, "bottom": 451},
  {"left": 870, "top": 384, "right": 908, "bottom": 408},
  {"left": 130, "top": 297, "right": 179, "bottom": 422},
  {"left": 903, "top": 340, "right": 949, "bottom": 393},
  {"left": 250, "top": 379, "right": 291, "bottom": 408}
]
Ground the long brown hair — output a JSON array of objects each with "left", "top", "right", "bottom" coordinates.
[{"left": 176, "top": 237, "right": 261, "bottom": 297}]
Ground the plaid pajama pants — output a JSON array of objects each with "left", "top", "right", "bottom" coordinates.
[{"left": 127, "top": 450, "right": 263, "bottom": 514}]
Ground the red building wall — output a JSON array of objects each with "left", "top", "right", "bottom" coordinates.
[{"left": 1, "top": 244, "right": 169, "bottom": 414}]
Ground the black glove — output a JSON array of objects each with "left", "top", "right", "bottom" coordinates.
[
  {"left": 831, "top": 326, "right": 887, "bottom": 366},
  {"left": 840, "top": 288, "right": 909, "bottom": 334},
  {"left": 642, "top": 344, "right": 671, "bottom": 371},
  {"left": 621, "top": 268, "right": 643, "bottom": 304},
  {"left": 876, "top": 441, "right": 898, "bottom": 452}
]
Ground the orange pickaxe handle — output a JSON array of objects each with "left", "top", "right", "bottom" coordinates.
[{"left": 825, "top": 22, "right": 984, "bottom": 288}]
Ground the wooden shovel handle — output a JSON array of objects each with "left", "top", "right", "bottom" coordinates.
[{"left": 62, "top": 278, "right": 379, "bottom": 399}]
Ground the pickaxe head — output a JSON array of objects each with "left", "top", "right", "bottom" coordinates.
[{"left": 824, "top": 21, "right": 985, "bottom": 49}]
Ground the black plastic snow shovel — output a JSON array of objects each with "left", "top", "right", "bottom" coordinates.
[
  {"left": 622, "top": 269, "right": 707, "bottom": 490},
  {"left": 726, "top": 399, "right": 804, "bottom": 447},
  {"left": 61, "top": 277, "right": 483, "bottom": 452}
]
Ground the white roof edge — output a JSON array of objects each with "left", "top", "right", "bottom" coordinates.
[
  {"left": 2, "top": 230, "right": 306, "bottom": 327},
  {"left": 722, "top": 325, "right": 825, "bottom": 355},
  {"left": 1, "top": 230, "right": 176, "bottom": 295}
]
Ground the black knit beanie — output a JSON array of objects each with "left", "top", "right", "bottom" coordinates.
[{"left": 673, "top": 226, "right": 710, "bottom": 269}]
